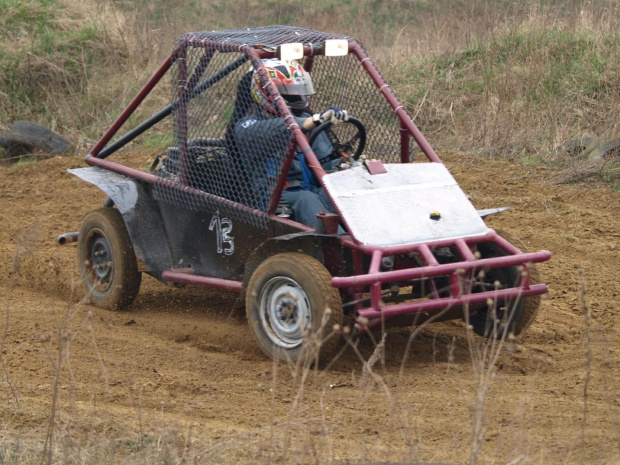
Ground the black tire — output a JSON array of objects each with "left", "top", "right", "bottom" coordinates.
[
  {"left": 470, "top": 230, "right": 541, "bottom": 338},
  {"left": 600, "top": 138, "right": 620, "bottom": 160},
  {"left": 78, "top": 208, "right": 141, "bottom": 310},
  {"left": 6, "top": 121, "right": 72, "bottom": 155},
  {"left": 246, "top": 253, "right": 343, "bottom": 363},
  {"left": 557, "top": 136, "right": 598, "bottom": 159}
]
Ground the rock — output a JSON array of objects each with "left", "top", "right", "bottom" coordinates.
[{"left": 4, "top": 121, "right": 73, "bottom": 157}]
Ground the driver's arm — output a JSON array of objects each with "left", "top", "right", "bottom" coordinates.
[
  {"left": 301, "top": 117, "right": 317, "bottom": 131},
  {"left": 302, "top": 107, "right": 349, "bottom": 131}
]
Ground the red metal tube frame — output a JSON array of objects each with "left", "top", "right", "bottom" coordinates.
[
  {"left": 338, "top": 229, "right": 525, "bottom": 256},
  {"left": 162, "top": 270, "right": 242, "bottom": 292},
  {"left": 332, "top": 250, "right": 551, "bottom": 289},
  {"left": 88, "top": 54, "right": 173, "bottom": 159},
  {"left": 84, "top": 40, "right": 552, "bottom": 306}
]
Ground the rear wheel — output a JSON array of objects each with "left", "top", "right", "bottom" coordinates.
[
  {"left": 78, "top": 208, "right": 141, "bottom": 309},
  {"left": 246, "top": 253, "right": 343, "bottom": 363},
  {"left": 470, "top": 230, "right": 541, "bottom": 338}
]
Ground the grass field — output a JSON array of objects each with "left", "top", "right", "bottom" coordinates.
[{"left": 2, "top": 0, "right": 619, "bottom": 185}]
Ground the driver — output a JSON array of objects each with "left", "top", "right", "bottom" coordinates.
[{"left": 234, "top": 58, "right": 348, "bottom": 231}]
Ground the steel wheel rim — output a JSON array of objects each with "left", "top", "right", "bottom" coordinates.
[
  {"left": 87, "top": 229, "right": 113, "bottom": 292},
  {"left": 258, "top": 276, "right": 311, "bottom": 349}
]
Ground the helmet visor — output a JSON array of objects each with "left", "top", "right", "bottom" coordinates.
[
  {"left": 283, "top": 94, "right": 308, "bottom": 111},
  {"left": 276, "top": 73, "right": 315, "bottom": 96}
]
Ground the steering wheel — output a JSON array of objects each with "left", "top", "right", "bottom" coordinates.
[{"left": 307, "top": 116, "right": 367, "bottom": 161}]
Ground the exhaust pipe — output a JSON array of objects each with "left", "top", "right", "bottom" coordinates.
[{"left": 57, "top": 232, "right": 79, "bottom": 245}]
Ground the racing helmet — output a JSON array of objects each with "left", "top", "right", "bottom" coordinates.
[{"left": 251, "top": 58, "right": 315, "bottom": 116}]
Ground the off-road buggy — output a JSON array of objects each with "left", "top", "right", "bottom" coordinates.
[{"left": 63, "top": 26, "right": 551, "bottom": 362}]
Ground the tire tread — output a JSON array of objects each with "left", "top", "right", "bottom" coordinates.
[
  {"left": 78, "top": 208, "right": 141, "bottom": 310},
  {"left": 495, "top": 229, "right": 542, "bottom": 337},
  {"left": 246, "top": 252, "right": 343, "bottom": 362}
]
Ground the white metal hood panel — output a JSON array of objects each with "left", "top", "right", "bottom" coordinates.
[{"left": 323, "top": 163, "right": 489, "bottom": 246}]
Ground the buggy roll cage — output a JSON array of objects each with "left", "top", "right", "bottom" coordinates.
[{"left": 82, "top": 32, "right": 550, "bottom": 332}]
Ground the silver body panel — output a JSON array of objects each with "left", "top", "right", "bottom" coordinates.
[
  {"left": 68, "top": 167, "right": 138, "bottom": 215},
  {"left": 323, "top": 163, "right": 490, "bottom": 246}
]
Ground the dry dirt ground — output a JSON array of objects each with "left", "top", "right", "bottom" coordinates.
[{"left": 1, "top": 151, "right": 619, "bottom": 464}]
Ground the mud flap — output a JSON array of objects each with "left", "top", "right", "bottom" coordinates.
[{"left": 68, "top": 167, "right": 173, "bottom": 276}]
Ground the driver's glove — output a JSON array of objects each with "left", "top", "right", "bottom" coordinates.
[{"left": 313, "top": 106, "right": 349, "bottom": 126}]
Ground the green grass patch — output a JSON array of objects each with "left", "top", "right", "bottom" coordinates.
[
  {"left": 8, "top": 156, "right": 40, "bottom": 170},
  {"left": 142, "top": 133, "right": 174, "bottom": 148},
  {"left": 0, "top": 0, "right": 60, "bottom": 40},
  {"left": 520, "top": 156, "right": 541, "bottom": 166},
  {"left": 0, "top": 21, "right": 105, "bottom": 103},
  {"left": 414, "top": 28, "right": 615, "bottom": 102},
  {"left": 0, "top": 0, "right": 112, "bottom": 131},
  {"left": 394, "top": 23, "right": 620, "bottom": 163}
]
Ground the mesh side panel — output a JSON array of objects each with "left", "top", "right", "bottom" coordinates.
[
  {"left": 150, "top": 26, "right": 416, "bottom": 228},
  {"left": 153, "top": 42, "right": 295, "bottom": 229},
  {"left": 308, "top": 54, "right": 415, "bottom": 163}
]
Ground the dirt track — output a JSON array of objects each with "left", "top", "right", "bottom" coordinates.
[{"left": 1, "top": 152, "right": 619, "bottom": 464}]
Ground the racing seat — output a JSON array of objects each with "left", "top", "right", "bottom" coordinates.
[
  {"left": 225, "top": 71, "right": 254, "bottom": 155},
  {"left": 223, "top": 71, "right": 257, "bottom": 205},
  {"left": 227, "top": 72, "right": 292, "bottom": 216}
]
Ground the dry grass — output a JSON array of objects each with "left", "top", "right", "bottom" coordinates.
[
  {"left": 2, "top": 0, "right": 620, "bottom": 161},
  {"left": 392, "top": 16, "right": 620, "bottom": 152}
]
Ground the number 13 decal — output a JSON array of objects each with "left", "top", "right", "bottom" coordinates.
[{"left": 209, "top": 213, "right": 235, "bottom": 256}]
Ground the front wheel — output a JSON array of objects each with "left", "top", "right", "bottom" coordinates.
[
  {"left": 78, "top": 208, "right": 142, "bottom": 310},
  {"left": 470, "top": 230, "right": 542, "bottom": 338},
  {"left": 246, "top": 253, "right": 343, "bottom": 363}
]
